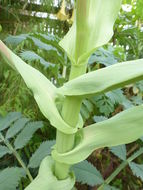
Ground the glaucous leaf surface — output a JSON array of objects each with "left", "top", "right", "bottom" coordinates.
[
  {"left": 0, "top": 145, "right": 11, "bottom": 158},
  {"left": 129, "top": 162, "right": 143, "bottom": 181},
  {"left": 6, "top": 117, "right": 30, "bottom": 139},
  {"left": 59, "top": 59, "right": 143, "bottom": 97},
  {"left": 52, "top": 105, "right": 143, "bottom": 164},
  {"left": 110, "top": 145, "right": 127, "bottom": 160},
  {"left": 59, "top": 0, "right": 122, "bottom": 65},
  {"left": 28, "top": 140, "right": 55, "bottom": 168},
  {"left": 73, "top": 160, "right": 104, "bottom": 186},
  {"left": 14, "top": 121, "right": 43, "bottom": 149},
  {"left": 0, "top": 112, "right": 22, "bottom": 131},
  {"left": 0, "top": 167, "right": 25, "bottom": 190}
]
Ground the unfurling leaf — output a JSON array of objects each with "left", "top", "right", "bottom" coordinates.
[{"left": 59, "top": 0, "right": 122, "bottom": 65}]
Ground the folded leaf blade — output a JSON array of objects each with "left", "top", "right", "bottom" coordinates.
[
  {"left": 0, "top": 41, "right": 77, "bottom": 134},
  {"left": 60, "top": 60, "right": 143, "bottom": 97},
  {"left": 52, "top": 105, "right": 143, "bottom": 164}
]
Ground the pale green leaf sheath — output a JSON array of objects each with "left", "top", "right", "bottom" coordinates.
[
  {"left": 52, "top": 105, "right": 143, "bottom": 164},
  {"left": 25, "top": 156, "right": 75, "bottom": 190},
  {"left": 0, "top": 40, "right": 79, "bottom": 134}
]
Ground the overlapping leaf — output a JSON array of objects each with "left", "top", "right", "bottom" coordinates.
[
  {"left": 52, "top": 105, "right": 143, "bottom": 164},
  {"left": 59, "top": 59, "right": 143, "bottom": 97}
]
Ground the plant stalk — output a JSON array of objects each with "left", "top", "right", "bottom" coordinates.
[{"left": 54, "top": 64, "right": 87, "bottom": 180}]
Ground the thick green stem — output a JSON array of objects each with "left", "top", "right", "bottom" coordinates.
[{"left": 54, "top": 64, "right": 87, "bottom": 179}]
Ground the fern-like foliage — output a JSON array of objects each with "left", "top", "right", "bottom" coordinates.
[
  {"left": 0, "top": 112, "right": 22, "bottom": 131},
  {"left": 20, "top": 51, "right": 53, "bottom": 68},
  {"left": 129, "top": 162, "right": 143, "bottom": 181},
  {"left": 14, "top": 121, "right": 43, "bottom": 149},
  {"left": 0, "top": 167, "right": 26, "bottom": 190},
  {"left": 110, "top": 145, "right": 127, "bottom": 161},
  {"left": 6, "top": 117, "right": 30, "bottom": 139},
  {"left": 0, "top": 112, "right": 44, "bottom": 190},
  {"left": 72, "top": 160, "right": 104, "bottom": 186},
  {"left": 103, "top": 185, "right": 119, "bottom": 190},
  {"left": 28, "top": 140, "right": 55, "bottom": 168},
  {"left": 0, "top": 145, "right": 11, "bottom": 158}
]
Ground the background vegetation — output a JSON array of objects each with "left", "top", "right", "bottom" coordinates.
[{"left": 0, "top": 0, "right": 143, "bottom": 189}]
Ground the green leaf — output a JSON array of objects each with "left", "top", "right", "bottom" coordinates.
[
  {"left": 14, "top": 121, "right": 43, "bottom": 149},
  {"left": 0, "top": 112, "right": 22, "bottom": 132},
  {"left": 30, "top": 37, "right": 57, "bottom": 52},
  {"left": 20, "top": 51, "right": 53, "bottom": 68},
  {"left": 25, "top": 156, "right": 75, "bottom": 190},
  {"left": 60, "top": 59, "right": 143, "bottom": 97},
  {"left": 91, "top": 95, "right": 115, "bottom": 117},
  {"left": 88, "top": 47, "right": 118, "bottom": 66},
  {"left": 129, "top": 162, "right": 143, "bottom": 181},
  {"left": 59, "top": 0, "right": 121, "bottom": 65},
  {"left": 110, "top": 145, "right": 127, "bottom": 160},
  {"left": 52, "top": 105, "right": 143, "bottom": 164},
  {"left": 28, "top": 140, "right": 55, "bottom": 168},
  {"left": 106, "top": 89, "right": 127, "bottom": 105},
  {"left": 73, "top": 160, "right": 103, "bottom": 186},
  {"left": 103, "top": 185, "right": 119, "bottom": 190},
  {"left": 5, "top": 34, "right": 28, "bottom": 46},
  {"left": 6, "top": 117, "right": 30, "bottom": 139},
  {"left": 0, "top": 40, "right": 78, "bottom": 134},
  {"left": 0, "top": 145, "right": 11, "bottom": 158},
  {"left": 93, "top": 115, "right": 107, "bottom": 123},
  {"left": 0, "top": 167, "right": 25, "bottom": 190}
]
